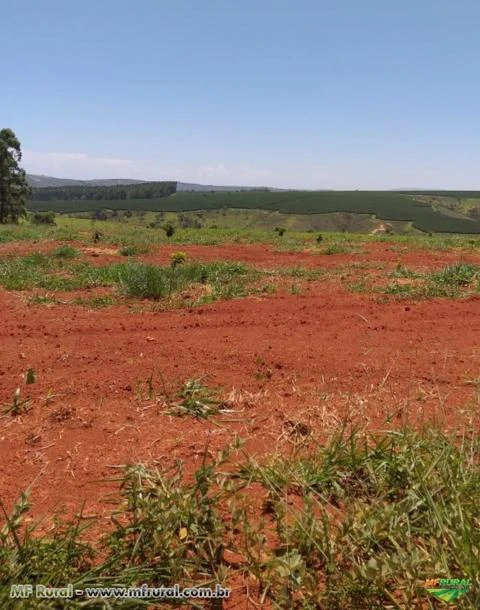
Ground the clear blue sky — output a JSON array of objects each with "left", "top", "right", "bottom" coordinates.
[{"left": 4, "top": 0, "right": 480, "bottom": 189}]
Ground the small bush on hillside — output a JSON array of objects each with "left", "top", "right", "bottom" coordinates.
[
  {"left": 163, "top": 223, "right": 175, "bottom": 238},
  {"left": 31, "top": 211, "right": 55, "bottom": 225},
  {"left": 170, "top": 251, "right": 187, "bottom": 268}
]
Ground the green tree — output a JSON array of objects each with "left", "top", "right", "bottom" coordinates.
[{"left": 0, "top": 129, "right": 30, "bottom": 223}]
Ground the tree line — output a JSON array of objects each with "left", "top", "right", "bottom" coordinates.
[{"left": 29, "top": 181, "right": 177, "bottom": 202}]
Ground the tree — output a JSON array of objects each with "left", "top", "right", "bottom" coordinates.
[
  {"left": 0, "top": 129, "right": 30, "bottom": 223},
  {"left": 163, "top": 223, "right": 175, "bottom": 238}
]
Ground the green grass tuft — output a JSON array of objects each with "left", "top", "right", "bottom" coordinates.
[{"left": 52, "top": 245, "right": 79, "bottom": 259}]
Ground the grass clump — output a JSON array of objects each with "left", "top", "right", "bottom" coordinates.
[
  {"left": 431, "top": 262, "right": 480, "bottom": 287},
  {"left": 390, "top": 263, "right": 422, "bottom": 279},
  {"left": 118, "top": 262, "right": 170, "bottom": 300},
  {"left": 277, "top": 267, "right": 324, "bottom": 280},
  {"left": 383, "top": 263, "right": 480, "bottom": 300},
  {"left": 0, "top": 254, "right": 121, "bottom": 293},
  {"left": 108, "top": 459, "right": 226, "bottom": 585},
  {"left": 3, "top": 389, "right": 31, "bottom": 416},
  {"left": 167, "top": 379, "right": 226, "bottom": 419},
  {"left": 0, "top": 254, "right": 56, "bottom": 291},
  {"left": 52, "top": 245, "right": 78, "bottom": 259}
]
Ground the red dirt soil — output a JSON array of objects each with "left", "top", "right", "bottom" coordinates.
[
  {"left": 1, "top": 241, "right": 480, "bottom": 604},
  {"left": 4, "top": 239, "right": 480, "bottom": 269},
  {"left": 143, "top": 241, "right": 480, "bottom": 270}
]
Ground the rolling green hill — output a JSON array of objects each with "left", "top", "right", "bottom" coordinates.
[{"left": 27, "top": 187, "right": 480, "bottom": 234}]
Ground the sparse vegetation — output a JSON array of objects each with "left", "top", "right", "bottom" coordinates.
[
  {"left": 0, "top": 251, "right": 328, "bottom": 308},
  {"left": 118, "top": 260, "right": 255, "bottom": 303},
  {"left": 1, "top": 211, "right": 480, "bottom": 608},
  {"left": 3, "top": 388, "right": 30, "bottom": 415},
  {"left": 166, "top": 379, "right": 226, "bottom": 419},
  {"left": 382, "top": 263, "right": 480, "bottom": 299},
  {"left": 0, "top": 426, "right": 478, "bottom": 608}
]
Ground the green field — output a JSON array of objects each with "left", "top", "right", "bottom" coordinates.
[{"left": 27, "top": 189, "right": 480, "bottom": 234}]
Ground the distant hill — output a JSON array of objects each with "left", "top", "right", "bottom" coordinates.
[
  {"left": 27, "top": 174, "right": 283, "bottom": 191},
  {"left": 27, "top": 174, "right": 145, "bottom": 188},
  {"left": 177, "top": 182, "right": 284, "bottom": 192}
]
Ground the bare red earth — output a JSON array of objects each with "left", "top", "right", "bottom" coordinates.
[
  {"left": 4, "top": 239, "right": 480, "bottom": 269},
  {"left": 0, "top": 241, "right": 480, "bottom": 605}
]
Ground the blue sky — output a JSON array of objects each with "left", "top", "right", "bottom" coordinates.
[{"left": 4, "top": 0, "right": 480, "bottom": 188}]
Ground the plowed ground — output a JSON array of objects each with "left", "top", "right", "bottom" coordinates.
[{"left": 1, "top": 241, "right": 479, "bottom": 523}]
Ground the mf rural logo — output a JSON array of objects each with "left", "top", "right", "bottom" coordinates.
[{"left": 424, "top": 577, "right": 471, "bottom": 602}]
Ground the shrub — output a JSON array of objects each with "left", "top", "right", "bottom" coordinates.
[
  {"left": 170, "top": 251, "right": 187, "bottom": 268},
  {"left": 163, "top": 223, "right": 175, "bottom": 238},
  {"left": 31, "top": 211, "right": 55, "bottom": 225}
]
